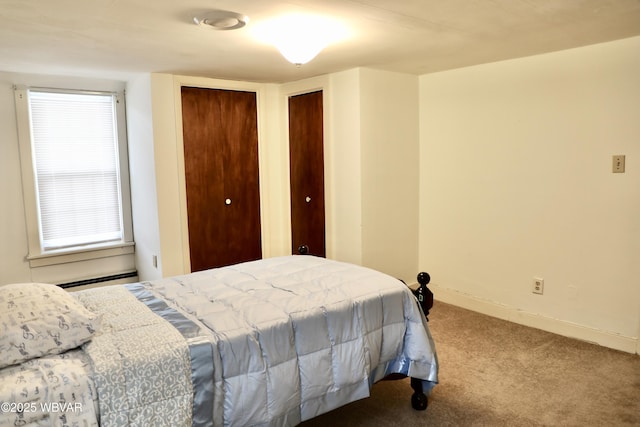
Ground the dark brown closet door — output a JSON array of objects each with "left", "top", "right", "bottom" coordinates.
[
  {"left": 289, "top": 90, "right": 325, "bottom": 257},
  {"left": 181, "top": 87, "right": 262, "bottom": 271}
]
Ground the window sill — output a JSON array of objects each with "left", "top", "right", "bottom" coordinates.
[{"left": 27, "top": 241, "right": 135, "bottom": 268}]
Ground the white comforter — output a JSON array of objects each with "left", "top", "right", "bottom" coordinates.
[{"left": 143, "top": 255, "right": 439, "bottom": 426}]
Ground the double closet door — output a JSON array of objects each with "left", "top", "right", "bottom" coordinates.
[
  {"left": 181, "top": 87, "right": 262, "bottom": 271},
  {"left": 180, "top": 86, "right": 326, "bottom": 271}
]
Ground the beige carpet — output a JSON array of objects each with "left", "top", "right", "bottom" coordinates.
[{"left": 302, "top": 301, "right": 640, "bottom": 426}]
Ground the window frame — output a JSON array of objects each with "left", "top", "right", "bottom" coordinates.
[{"left": 14, "top": 85, "right": 134, "bottom": 267}]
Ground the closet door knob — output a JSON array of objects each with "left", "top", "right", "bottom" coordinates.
[
  {"left": 305, "top": 196, "right": 311, "bottom": 203},
  {"left": 225, "top": 198, "right": 232, "bottom": 205}
]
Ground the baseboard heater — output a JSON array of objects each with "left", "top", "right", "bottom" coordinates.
[{"left": 58, "top": 271, "right": 138, "bottom": 289}]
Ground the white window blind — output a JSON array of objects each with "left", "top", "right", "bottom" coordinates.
[{"left": 29, "top": 90, "right": 124, "bottom": 250}]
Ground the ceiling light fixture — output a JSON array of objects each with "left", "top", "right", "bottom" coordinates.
[
  {"left": 193, "top": 10, "right": 249, "bottom": 31},
  {"left": 251, "top": 14, "right": 348, "bottom": 66}
]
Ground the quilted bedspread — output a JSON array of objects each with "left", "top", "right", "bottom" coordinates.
[
  {"left": 140, "top": 255, "right": 439, "bottom": 426},
  {"left": 76, "top": 286, "right": 194, "bottom": 427}
]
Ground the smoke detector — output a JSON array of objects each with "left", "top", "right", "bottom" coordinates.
[{"left": 193, "top": 10, "right": 249, "bottom": 30}]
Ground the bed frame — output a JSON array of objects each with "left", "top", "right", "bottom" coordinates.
[{"left": 386, "top": 271, "right": 434, "bottom": 410}]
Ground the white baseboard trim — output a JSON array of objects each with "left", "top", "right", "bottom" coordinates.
[{"left": 430, "top": 284, "right": 638, "bottom": 355}]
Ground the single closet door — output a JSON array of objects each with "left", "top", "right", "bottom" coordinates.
[
  {"left": 289, "top": 90, "right": 325, "bottom": 257},
  {"left": 181, "top": 86, "right": 262, "bottom": 271}
]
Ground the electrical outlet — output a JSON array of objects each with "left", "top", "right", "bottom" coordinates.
[
  {"left": 532, "top": 278, "right": 544, "bottom": 295},
  {"left": 612, "top": 155, "right": 625, "bottom": 173}
]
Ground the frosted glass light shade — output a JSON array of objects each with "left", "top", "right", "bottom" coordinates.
[
  {"left": 252, "top": 14, "right": 348, "bottom": 65},
  {"left": 275, "top": 37, "right": 329, "bottom": 65}
]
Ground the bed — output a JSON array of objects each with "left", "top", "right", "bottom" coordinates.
[{"left": 0, "top": 255, "right": 439, "bottom": 426}]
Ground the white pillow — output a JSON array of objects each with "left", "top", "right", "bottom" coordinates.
[{"left": 0, "top": 283, "right": 101, "bottom": 368}]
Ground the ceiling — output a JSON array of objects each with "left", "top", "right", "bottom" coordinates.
[{"left": 1, "top": 0, "right": 639, "bottom": 83}]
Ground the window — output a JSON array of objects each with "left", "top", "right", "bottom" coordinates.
[{"left": 15, "top": 86, "right": 133, "bottom": 264}]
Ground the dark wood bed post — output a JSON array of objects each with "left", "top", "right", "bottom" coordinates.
[
  {"left": 414, "top": 272, "right": 433, "bottom": 321},
  {"left": 409, "top": 271, "right": 433, "bottom": 410}
]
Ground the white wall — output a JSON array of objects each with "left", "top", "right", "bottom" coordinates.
[
  {"left": 324, "top": 68, "right": 420, "bottom": 282},
  {"left": 419, "top": 36, "right": 640, "bottom": 353},
  {"left": 328, "top": 69, "right": 363, "bottom": 265},
  {"left": 360, "top": 68, "right": 419, "bottom": 283},
  {"left": 147, "top": 73, "right": 189, "bottom": 277},
  {"left": 126, "top": 74, "right": 163, "bottom": 280},
  {"left": 0, "top": 73, "right": 31, "bottom": 283}
]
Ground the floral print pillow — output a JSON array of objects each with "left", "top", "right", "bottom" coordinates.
[{"left": 0, "top": 283, "right": 101, "bottom": 368}]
